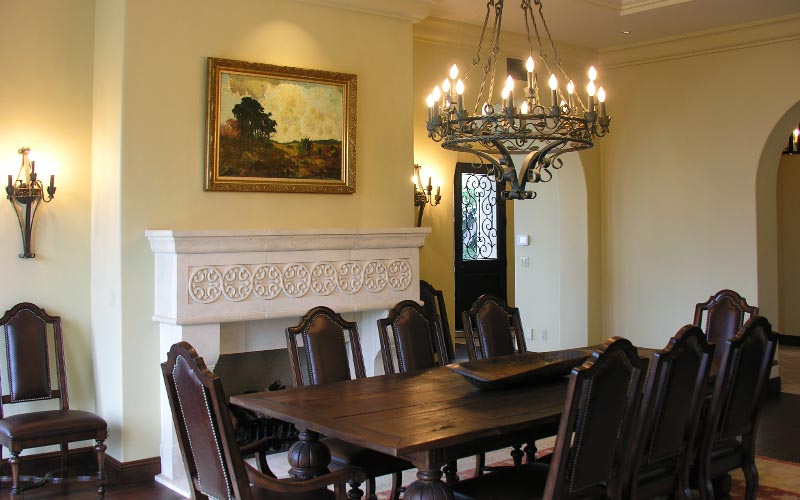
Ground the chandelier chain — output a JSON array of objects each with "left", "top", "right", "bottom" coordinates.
[
  {"left": 470, "top": 0, "right": 496, "bottom": 114},
  {"left": 464, "top": 0, "right": 494, "bottom": 82},
  {"left": 477, "top": 1, "right": 504, "bottom": 114}
]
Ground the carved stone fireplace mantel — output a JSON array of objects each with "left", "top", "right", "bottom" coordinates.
[{"left": 146, "top": 227, "right": 430, "bottom": 494}]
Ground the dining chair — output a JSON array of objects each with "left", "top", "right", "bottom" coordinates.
[
  {"left": 162, "top": 341, "right": 364, "bottom": 500},
  {"left": 450, "top": 337, "right": 646, "bottom": 500},
  {"left": 377, "top": 299, "right": 451, "bottom": 375},
  {"left": 693, "top": 289, "right": 758, "bottom": 365},
  {"left": 286, "top": 306, "right": 412, "bottom": 500},
  {"left": 377, "top": 300, "right": 459, "bottom": 485},
  {"left": 0, "top": 302, "right": 108, "bottom": 497},
  {"left": 693, "top": 315, "right": 777, "bottom": 500},
  {"left": 627, "top": 325, "right": 714, "bottom": 500},
  {"left": 462, "top": 294, "right": 537, "bottom": 472},
  {"left": 419, "top": 280, "right": 456, "bottom": 362},
  {"left": 461, "top": 294, "right": 527, "bottom": 362}
]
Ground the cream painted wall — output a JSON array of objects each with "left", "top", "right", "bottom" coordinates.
[
  {"left": 91, "top": 0, "right": 125, "bottom": 459},
  {"left": 514, "top": 160, "right": 562, "bottom": 351},
  {"left": 600, "top": 28, "right": 800, "bottom": 347},
  {"left": 778, "top": 154, "right": 800, "bottom": 335},
  {"left": 0, "top": 0, "right": 97, "bottom": 424},
  {"left": 413, "top": 19, "right": 601, "bottom": 341},
  {"left": 94, "top": 0, "right": 417, "bottom": 461}
]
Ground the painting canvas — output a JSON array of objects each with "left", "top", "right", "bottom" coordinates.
[{"left": 205, "top": 58, "right": 356, "bottom": 193}]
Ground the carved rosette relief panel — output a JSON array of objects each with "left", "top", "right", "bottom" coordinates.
[
  {"left": 187, "top": 259, "right": 413, "bottom": 304},
  {"left": 189, "top": 267, "right": 222, "bottom": 304}
]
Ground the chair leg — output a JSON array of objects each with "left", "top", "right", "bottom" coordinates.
[
  {"left": 742, "top": 461, "right": 758, "bottom": 500},
  {"left": 95, "top": 439, "right": 107, "bottom": 498},
  {"left": 510, "top": 444, "right": 524, "bottom": 467},
  {"left": 696, "top": 463, "right": 713, "bottom": 500},
  {"left": 475, "top": 453, "right": 485, "bottom": 476},
  {"left": 711, "top": 474, "right": 732, "bottom": 499},
  {"left": 389, "top": 472, "right": 402, "bottom": 500},
  {"left": 443, "top": 460, "right": 459, "bottom": 484},
  {"left": 524, "top": 441, "right": 537, "bottom": 463},
  {"left": 9, "top": 452, "right": 20, "bottom": 496},
  {"left": 365, "top": 477, "right": 377, "bottom": 500},
  {"left": 60, "top": 442, "right": 70, "bottom": 470}
]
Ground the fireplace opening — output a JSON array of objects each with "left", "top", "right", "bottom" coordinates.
[{"left": 214, "top": 349, "right": 300, "bottom": 454}]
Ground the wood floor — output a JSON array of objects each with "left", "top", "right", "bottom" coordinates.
[{"left": 7, "top": 376, "right": 800, "bottom": 498}]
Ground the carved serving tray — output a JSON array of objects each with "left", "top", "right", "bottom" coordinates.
[{"left": 447, "top": 349, "right": 594, "bottom": 390}]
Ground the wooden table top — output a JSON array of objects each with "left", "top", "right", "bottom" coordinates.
[
  {"left": 231, "top": 347, "right": 662, "bottom": 467},
  {"left": 231, "top": 365, "right": 568, "bottom": 462}
]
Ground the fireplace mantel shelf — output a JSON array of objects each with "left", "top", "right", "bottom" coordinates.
[{"left": 146, "top": 227, "right": 430, "bottom": 254}]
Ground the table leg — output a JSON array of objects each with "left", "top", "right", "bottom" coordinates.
[
  {"left": 288, "top": 429, "right": 331, "bottom": 479},
  {"left": 404, "top": 468, "right": 453, "bottom": 500}
]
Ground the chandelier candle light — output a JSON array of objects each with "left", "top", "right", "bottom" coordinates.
[{"left": 426, "top": 0, "right": 611, "bottom": 200}]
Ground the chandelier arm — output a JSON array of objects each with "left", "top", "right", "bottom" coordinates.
[
  {"left": 446, "top": 144, "right": 505, "bottom": 180},
  {"left": 518, "top": 139, "right": 566, "bottom": 190},
  {"left": 492, "top": 140, "right": 543, "bottom": 200}
]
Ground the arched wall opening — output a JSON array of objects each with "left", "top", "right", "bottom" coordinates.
[
  {"left": 514, "top": 153, "right": 589, "bottom": 350},
  {"left": 756, "top": 100, "right": 800, "bottom": 332}
]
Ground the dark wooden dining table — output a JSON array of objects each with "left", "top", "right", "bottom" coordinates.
[{"left": 230, "top": 347, "right": 658, "bottom": 500}]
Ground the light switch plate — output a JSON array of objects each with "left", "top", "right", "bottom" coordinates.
[
  {"left": 517, "top": 234, "right": 530, "bottom": 246},
  {"left": 520, "top": 256, "right": 529, "bottom": 267}
]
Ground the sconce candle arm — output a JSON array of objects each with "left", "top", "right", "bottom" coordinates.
[
  {"left": 6, "top": 147, "right": 56, "bottom": 258},
  {"left": 413, "top": 164, "right": 442, "bottom": 227}
]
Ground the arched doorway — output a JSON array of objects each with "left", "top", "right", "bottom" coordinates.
[
  {"left": 756, "top": 100, "right": 800, "bottom": 334},
  {"left": 513, "top": 152, "right": 589, "bottom": 350}
]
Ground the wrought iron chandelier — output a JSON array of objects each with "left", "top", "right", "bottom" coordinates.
[{"left": 426, "top": 0, "right": 611, "bottom": 200}]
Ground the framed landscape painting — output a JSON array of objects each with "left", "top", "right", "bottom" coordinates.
[{"left": 205, "top": 57, "right": 356, "bottom": 193}]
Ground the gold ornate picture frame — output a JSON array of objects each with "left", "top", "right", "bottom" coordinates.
[{"left": 205, "top": 57, "right": 356, "bottom": 193}]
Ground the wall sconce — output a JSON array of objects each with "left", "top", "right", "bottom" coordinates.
[
  {"left": 783, "top": 124, "right": 800, "bottom": 155},
  {"left": 413, "top": 164, "right": 441, "bottom": 227},
  {"left": 5, "top": 147, "right": 56, "bottom": 258}
]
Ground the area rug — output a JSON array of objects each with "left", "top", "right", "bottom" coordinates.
[{"left": 375, "top": 454, "right": 800, "bottom": 499}]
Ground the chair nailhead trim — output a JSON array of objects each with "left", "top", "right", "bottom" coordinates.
[{"left": 172, "top": 355, "right": 233, "bottom": 500}]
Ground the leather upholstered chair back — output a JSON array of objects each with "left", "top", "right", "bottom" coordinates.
[
  {"left": 419, "top": 280, "right": 455, "bottom": 361},
  {"left": 544, "top": 337, "right": 645, "bottom": 500},
  {"left": 628, "top": 326, "right": 714, "bottom": 499},
  {"left": 286, "top": 306, "right": 366, "bottom": 387},
  {"left": 377, "top": 300, "right": 451, "bottom": 374},
  {"left": 693, "top": 289, "right": 758, "bottom": 365},
  {"left": 0, "top": 302, "right": 67, "bottom": 411},
  {"left": 694, "top": 316, "right": 777, "bottom": 500},
  {"left": 162, "top": 341, "right": 254, "bottom": 500},
  {"left": 462, "top": 294, "right": 527, "bottom": 361}
]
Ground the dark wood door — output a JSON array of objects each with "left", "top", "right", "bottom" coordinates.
[{"left": 454, "top": 162, "right": 507, "bottom": 330}]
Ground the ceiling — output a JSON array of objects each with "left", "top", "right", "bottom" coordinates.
[{"left": 427, "top": 0, "right": 800, "bottom": 49}]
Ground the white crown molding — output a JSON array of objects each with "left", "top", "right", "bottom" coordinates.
[
  {"left": 600, "top": 13, "right": 800, "bottom": 69},
  {"left": 577, "top": 0, "right": 693, "bottom": 15},
  {"left": 292, "top": 0, "right": 432, "bottom": 22},
  {"left": 415, "top": 17, "right": 598, "bottom": 64},
  {"left": 619, "top": 0, "right": 692, "bottom": 16}
]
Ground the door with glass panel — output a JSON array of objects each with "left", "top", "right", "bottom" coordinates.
[{"left": 454, "top": 162, "right": 507, "bottom": 330}]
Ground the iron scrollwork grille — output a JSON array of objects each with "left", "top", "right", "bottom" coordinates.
[{"left": 461, "top": 172, "right": 498, "bottom": 261}]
